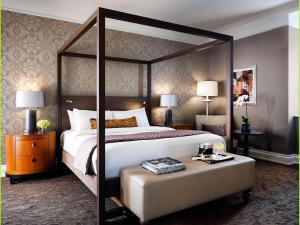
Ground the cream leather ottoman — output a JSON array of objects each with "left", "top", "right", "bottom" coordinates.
[{"left": 121, "top": 154, "right": 255, "bottom": 222}]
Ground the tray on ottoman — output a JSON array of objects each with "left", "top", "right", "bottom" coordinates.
[{"left": 120, "top": 153, "right": 255, "bottom": 223}]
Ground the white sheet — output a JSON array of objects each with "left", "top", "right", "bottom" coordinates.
[{"left": 61, "top": 127, "right": 225, "bottom": 178}]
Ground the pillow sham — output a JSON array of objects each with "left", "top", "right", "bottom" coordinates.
[
  {"left": 73, "top": 109, "right": 97, "bottom": 130},
  {"left": 202, "top": 124, "right": 226, "bottom": 136},
  {"left": 90, "top": 118, "right": 97, "bottom": 129},
  {"left": 105, "top": 110, "right": 113, "bottom": 120},
  {"left": 67, "top": 110, "right": 76, "bottom": 130},
  {"left": 112, "top": 108, "right": 150, "bottom": 127},
  {"left": 90, "top": 117, "right": 138, "bottom": 129}
]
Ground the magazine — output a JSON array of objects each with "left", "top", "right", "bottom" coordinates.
[
  {"left": 192, "top": 153, "right": 234, "bottom": 164},
  {"left": 142, "top": 157, "right": 185, "bottom": 175}
]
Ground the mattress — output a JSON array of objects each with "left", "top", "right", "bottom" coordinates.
[{"left": 61, "top": 126, "right": 225, "bottom": 178}]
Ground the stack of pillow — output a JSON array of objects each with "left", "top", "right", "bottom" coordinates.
[{"left": 67, "top": 108, "right": 150, "bottom": 131}]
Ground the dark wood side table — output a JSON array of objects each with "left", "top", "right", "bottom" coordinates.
[
  {"left": 154, "top": 124, "right": 193, "bottom": 130},
  {"left": 233, "top": 130, "right": 264, "bottom": 156},
  {"left": 5, "top": 131, "right": 56, "bottom": 184}
]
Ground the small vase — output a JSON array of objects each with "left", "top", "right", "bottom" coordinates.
[
  {"left": 40, "top": 128, "right": 47, "bottom": 134},
  {"left": 241, "top": 124, "right": 251, "bottom": 133}
]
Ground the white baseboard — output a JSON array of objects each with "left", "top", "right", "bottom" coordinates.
[
  {"left": 1, "top": 165, "right": 6, "bottom": 177},
  {"left": 236, "top": 148, "right": 299, "bottom": 165}
]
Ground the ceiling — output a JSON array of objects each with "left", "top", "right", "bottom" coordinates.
[
  {"left": 2, "top": 0, "right": 298, "bottom": 44},
  {"left": 3, "top": 0, "right": 296, "bottom": 29}
]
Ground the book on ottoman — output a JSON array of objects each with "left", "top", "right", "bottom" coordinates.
[{"left": 142, "top": 157, "right": 185, "bottom": 174}]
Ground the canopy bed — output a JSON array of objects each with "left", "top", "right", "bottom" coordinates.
[{"left": 57, "top": 7, "right": 233, "bottom": 225}]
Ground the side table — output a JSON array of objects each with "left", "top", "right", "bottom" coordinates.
[{"left": 233, "top": 130, "right": 264, "bottom": 156}]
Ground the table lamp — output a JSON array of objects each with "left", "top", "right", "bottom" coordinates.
[
  {"left": 160, "top": 94, "right": 177, "bottom": 126},
  {"left": 16, "top": 90, "right": 44, "bottom": 133},
  {"left": 197, "top": 81, "right": 218, "bottom": 115}
]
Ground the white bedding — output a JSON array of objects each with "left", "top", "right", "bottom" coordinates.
[{"left": 61, "top": 126, "right": 225, "bottom": 178}]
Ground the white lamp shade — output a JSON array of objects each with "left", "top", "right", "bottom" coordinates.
[
  {"left": 197, "top": 81, "right": 218, "bottom": 97},
  {"left": 16, "top": 90, "right": 44, "bottom": 108},
  {"left": 160, "top": 94, "right": 177, "bottom": 107}
]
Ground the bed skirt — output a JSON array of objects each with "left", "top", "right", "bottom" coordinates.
[{"left": 62, "top": 150, "right": 120, "bottom": 197}]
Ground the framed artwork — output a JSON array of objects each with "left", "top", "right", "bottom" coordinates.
[{"left": 233, "top": 66, "right": 256, "bottom": 105}]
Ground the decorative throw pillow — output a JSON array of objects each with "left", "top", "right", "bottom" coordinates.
[
  {"left": 90, "top": 117, "right": 138, "bottom": 129},
  {"left": 202, "top": 124, "right": 226, "bottom": 136},
  {"left": 90, "top": 118, "right": 97, "bottom": 129}
]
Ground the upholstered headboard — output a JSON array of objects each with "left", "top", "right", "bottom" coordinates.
[{"left": 61, "top": 96, "right": 150, "bottom": 131}]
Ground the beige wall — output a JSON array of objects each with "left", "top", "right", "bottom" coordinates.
[
  {"left": 288, "top": 27, "right": 299, "bottom": 118},
  {"left": 208, "top": 44, "right": 229, "bottom": 115},
  {"left": 2, "top": 11, "right": 216, "bottom": 162},
  {"left": 288, "top": 26, "right": 299, "bottom": 154},
  {"left": 207, "top": 27, "right": 294, "bottom": 155},
  {"left": 234, "top": 27, "right": 289, "bottom": 154},
  {"left": 151, "top": 50, "right": 210, "bottom": 124}
]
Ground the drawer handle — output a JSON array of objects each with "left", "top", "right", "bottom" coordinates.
[
  {"left": 32, "top": 142, "right": 36, "bottom": 148},
  {"left": 32, "top": 157, "right": 37, "bottom": 162}
]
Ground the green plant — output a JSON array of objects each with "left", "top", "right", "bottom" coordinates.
[
  {"left": 241, "top": 116, "right": 249, "bottom": 124},
  {"left": 37, "top": 120, "right": 51, "bottom": 129}
]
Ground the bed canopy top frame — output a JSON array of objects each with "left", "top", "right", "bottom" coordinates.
[{"left": 57, "top": 7, "right": 233, "bottom": 225}]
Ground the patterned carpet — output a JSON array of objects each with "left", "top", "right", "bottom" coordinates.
[{"left": 2, "top": 160, "right": 298, "bottom": 225}]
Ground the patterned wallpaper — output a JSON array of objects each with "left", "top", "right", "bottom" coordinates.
[{"left": 2, "top": 10, "right": 209, "bottom": 162}]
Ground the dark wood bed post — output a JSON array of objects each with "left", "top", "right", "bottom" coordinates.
[
  {"left": 96, "top": 8, "right": 106, "bottom": 225},
  {"left": 227, "top": 38, "right": 234, "bottom": 151},
  {"left": 147, "top": 63, "right": 152, "bottom": 124},
  {"left": 57, "top": 54, "right": 62, "bottom": 165}
]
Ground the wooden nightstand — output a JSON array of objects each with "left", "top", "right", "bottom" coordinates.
[
  {"left": 154, "top": 124, "right": 194, "bottom": 130},
  {"left": 6, "top": 131, "right": 56, "bottom": 184}
]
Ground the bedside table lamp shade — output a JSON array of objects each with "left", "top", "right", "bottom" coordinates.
[
  {"left": 197, "top": 81, "right": 218, "bottom": 115},
  {"left": 160, "top": 95, "right": 177, "bottom": 126},
  {"left": 16, "top": 91, "right": 44, "bottom": 133},
  {"left": 16, "top": 91, "right": 44, "bottom": 108},
  {"left": 160, "top": 94, "right": 177, "bottom": 108}
]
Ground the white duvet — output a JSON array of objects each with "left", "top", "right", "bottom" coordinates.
[{"left": 61, "top": 126, "right": 225, "bottom": 178}]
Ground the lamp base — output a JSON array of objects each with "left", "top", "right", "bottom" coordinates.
[
  {"left": 164, "top": 108, "right": 173, "bottom": 126},
  {"left": 24, "top": 109, "right": 37, "bottom": 134},
  {"left": 203, "top": 96, "right": 212, "bottom": 115}
]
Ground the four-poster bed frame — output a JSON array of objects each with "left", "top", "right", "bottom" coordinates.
[{"left": 57, "top": 7, "right": 233, "bottom": 225}]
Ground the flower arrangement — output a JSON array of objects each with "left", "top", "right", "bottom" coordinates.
[
  {"left": 235, "top": 95, "right": 251, "bottom": 133},
  {"left": 37, "top": 120, "right": 51, "bottom": 133}
]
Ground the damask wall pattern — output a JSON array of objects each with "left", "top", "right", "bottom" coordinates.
[{"left": 2, "top": 10, "right": 209, "bottom": 162}]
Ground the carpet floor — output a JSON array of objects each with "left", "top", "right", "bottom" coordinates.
[{"left": 3, "top": 160, "right": 298, "bottom": 225}]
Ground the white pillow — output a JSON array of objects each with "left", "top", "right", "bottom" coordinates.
[
  {"left": 67, "top": 110, "right": 76, "bottom": 130},
  {"left": 72, "top": 109, "right": 113, "bottom": 130},
  {"left": 73, "top": 109, "right": 97, "bottom": 130},
  {"left": 105, "top": 110, "right": 113, "bottom": 120},
  {"left": 112, "top": 108, "right": 150, "bottom": 127}
]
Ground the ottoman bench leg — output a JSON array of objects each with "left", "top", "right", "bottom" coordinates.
[{"left": 243, "top": 189, "right": 252, "bottom": 203}]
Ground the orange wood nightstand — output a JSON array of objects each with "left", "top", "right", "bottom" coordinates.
[{"left": 6, "top": 131, "right": 56, "bottom": 184}]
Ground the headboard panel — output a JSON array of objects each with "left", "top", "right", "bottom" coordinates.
[{"left": 61, "top": 96, "right": 149, "bottom": 131}]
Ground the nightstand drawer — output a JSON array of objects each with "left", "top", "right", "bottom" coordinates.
[
  {"left": 15, "top": 155, "right": 47, "bottom": 171},
  {"left": 15, "top": 139, "right": 48, "bottom": 156}
]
